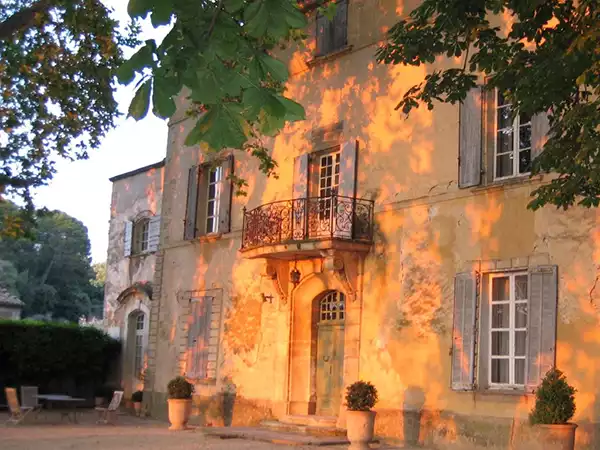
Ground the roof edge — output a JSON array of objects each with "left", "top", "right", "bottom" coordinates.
[{"left": 109, "top": 159, "right": 166, "bottom": 182}]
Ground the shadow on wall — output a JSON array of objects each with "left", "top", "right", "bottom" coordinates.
[{"left": 403, "top": 385, "right": 426, "bottom": 445}]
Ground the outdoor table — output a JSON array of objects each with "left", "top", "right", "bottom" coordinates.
[{"left": 36, "top": 394, "right": 85, "bottom": 423}]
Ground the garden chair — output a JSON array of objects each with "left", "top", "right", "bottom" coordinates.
[
  {"left": 5, "top": 388, "right": 34, "bottom": 425},
  {"left": 95, "top": 390, "right": 123, "bottom": 425},
  {"left": 20, "top": 386, "right": 42, "bottom": 420}
]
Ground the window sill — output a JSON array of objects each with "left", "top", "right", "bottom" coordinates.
[
  {"left": 129, "top": 251, "right": 153, "bottom": 258},
  {"left": 192, "top": 233, "right": 223, "bottom": 243},
  {"left": 476, "top": 388, "right": 532, "bottom": 397},
  {"left": 470, "top": 174, "right": 544, "bottom": 193},
  {"left": 307, "top": 45, "right": 353, "bottom": 68}
]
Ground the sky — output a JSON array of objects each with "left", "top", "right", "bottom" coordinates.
[{"left": 32, "top": 1, "right": 169, "bottom": 263}]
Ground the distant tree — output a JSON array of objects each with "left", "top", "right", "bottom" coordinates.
[
  {"left": 0, "top": 0, "right": 138, "bottom": 204},
  {"left": 0, "top": 202, "right": 99, "bottom": 321}
]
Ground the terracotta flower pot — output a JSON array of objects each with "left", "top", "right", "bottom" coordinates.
[
  {"left": 535, "top": 423, "right": 577, "bottom": 450},
  {"left": 133, "top": 402, "right": 142, "bottom": 417},
  {"left": 346, "top": 410, "right": 376, "bottom": 450},
  {"left": 168, "top": 398, "right": 192, "bottom": 431}
]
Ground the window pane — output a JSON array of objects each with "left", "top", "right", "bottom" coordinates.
[
  {"left": 519, "top": 149, "right": 531, "bottom": 174},
  {"left": 206, "top": 217, "right": 214, "bottom": 233},
  {"left": 208, "top": 183, "right": 216, "bottom": 199},
  {"left": 515, "top": 359, "right": 526, "bottom": 385},
  {"left": 496, "top": 153, "right": 513, "bottom": 178},
  {"left": 519, "top": 125, "right": 532, "bottom": 149},
  {"left": 207, "top": 200, "right": 216, "bottom": 217},
  {"left": 209, "top": 169, "right": 217, "bottom": 183},
  {"left": 497, "top": 129, "right": 514, "bottom": 153},
  {"left": 515, "top": 275, "right": 528, "bottom": 300},
  {"left": 491, "top": 331, "right": 510, "bottom": 356},
  {"left": 492, "top": 277, "right": 510, "bottom": 301},
  {"left": 515, "top": 331, "right": 527, "bottom": 356},
  {"left": 497, "top": 106, "right": 513, "bottom": 130},
  {"left": 491, "top": 359, "right": 509, "bottom": 384},
  {"left": 516, "top": 303, "right": 528, "bottom": 328},
  {"left": 492, "top": 304, "right": 510, "bottom": 328},
  {"left": 519, "top": 112, "right": 531, "bottom": 125}
]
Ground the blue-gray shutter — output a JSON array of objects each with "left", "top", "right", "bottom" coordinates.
[
  {"left": 459, "top": 87, "right": 483, "bottom": 188},
  {"left": 333, "top": 0, "right": 348, "bottom": 51},
  {"left": 451, "top": 272, "right": 478, "bottom": 390},
  {"left": 526, "top": 265, "right": 558, "bottom": 393},
  {"left": 218, "top": 156, "right": 234, "bottom": 234},
  {"left": 124, "top": 221, "right": 133, "bottom": 257},
  {"left": 338, "top": 140, "right": 357, "bottom": 199},
  {"left": 293, "top": 154, "right": 309, "bottom": 199},
  {"left": 531, "top": 113, "right": 550, "bottom": 161},
  {"left": 184, "top": 166, "right": 199, "bottom": 240},
  {"left": 147, "top": 215, "right": 161, "bottom": 252},
  {"left": 192, "top": 297, "right": 213, "bottom": 379},
  {"left": 316, "top": 13, "right": 330, "bottom": 56}
]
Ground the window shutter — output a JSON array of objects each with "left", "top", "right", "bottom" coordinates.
[
  {"left": 484, "top": 86, "right": 496, "bottom": 184},
  {"left": 218, "top": 155, "right": 234, "bottom": 234},
  {"left": 316, "top": 13, "right": 329, "bottom": 56},
  {"left": 186, "top": 297, "right": 213, "bottom": 379},
  {"left": 338, "top": 140, "right": 358, "bottom": 198},
  {"left": 531, "top": 113, "right": 550, "bottom": 161},
  {"left": 459, "top": 86, "right": 483, "bottom": 188},
  {"left": 478, "top": 274, "right": 491, "bottom": 390},
  {"left": 184, "top": 166, "right": 199, "bottom": 240},
  {"left": 186, "top": 301, "right": 201, "bottom": 378},
  {"left": 293, "top": 154, "right": 309, "bottom": 199},
  {"left": 124, "top": 221, "right": 133, "bottom": 257},
  {"left": 333, "top": 0, "right": 348, "bottom": 51},
  {"left": 147, "top": 215, "right": 161, "bottom": 252},
  {"left": 526, "top": 265, "right": 558, "bottom": 393},
  {"left": 451, "top": 272, "right": 478, "bottom": 390}
]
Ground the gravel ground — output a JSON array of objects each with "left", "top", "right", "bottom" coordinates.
[{"left": 1, "top": 412, "right": 410, "bottom": 450}]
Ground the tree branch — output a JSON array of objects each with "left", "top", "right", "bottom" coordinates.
[
  {"left": 0, "top": 0, "right": 53, "bottom": 41},
  {"left": 206, "top": 0, "right": 224, "bottom": 40}
]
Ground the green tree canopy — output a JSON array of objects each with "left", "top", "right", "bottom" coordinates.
[
  {"left": 0, "top": 202, "right": 102, "bottom": 321},
  {"left": 0, "top": 0, "right": 136, "bottom": 203}
]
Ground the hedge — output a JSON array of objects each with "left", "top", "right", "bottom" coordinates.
[{"left": 0, "top": 320, "right": 120, "bottom": 388}]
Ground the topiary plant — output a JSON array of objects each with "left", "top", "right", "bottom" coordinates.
[
  {"left": 530, "top": 368, "right": 576, "bottom": 425},
  {"left": 345, "top": 381, "right": 378, "bottom": 411},
  {"left": 167, "top": 376, "right": 194, "bottom": 399},
  {"left": 132, "top": 390, "right": 143, "bottom": 403}
]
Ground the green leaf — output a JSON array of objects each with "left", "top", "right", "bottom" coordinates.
[
  {"left": 127, "top": 0, "right": 153, "bottom": 18},
  {"left": 128, "top": 80, "right": 152, "bottom": 120},
  {"left": 259, "top": 53, "right": 288, "bottom": 82},
  {"left": 151, "top": 0, "right": 173, "bottom": 27},
  {"left": 223, "top": 0, "right": 245, "bottom": 13},
  {"left": 152, "top": 77, "right": 176, "bottom": 119},
  {"left": 185, "top": 104, "right": 247, "bottom": 150},
  {"left": 277, "top": 96, "right": 305, "bottom": 121},
  {"left": 116, "top": 43, "right": 155, "bottom": 84},
  {"left": 244, "top": 1, "right": 269, "bottom": 38}
]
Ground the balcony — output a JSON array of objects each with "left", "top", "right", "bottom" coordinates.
[{"left": 240, "top": 194, "right": 374, "bottom": 259}]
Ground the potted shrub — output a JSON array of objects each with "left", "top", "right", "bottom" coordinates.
[
  {"left": 530, "top": 368, "right": 577, "bottom": 450},
  {"left": 167, "top": 376, "right": 194, "bottom": 430},
  {"left": 132, "top": 390, "right": 143, "bottom": 417},
  {"left": 345, "top": 381, "right": 378, "bottom": 450}
]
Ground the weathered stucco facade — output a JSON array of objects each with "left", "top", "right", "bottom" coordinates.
[
  {"left": 103, "top": 1, "right": 600, "bottom": 448},
  {"left": 104, "top": 160, "right": 164, "bottom": 397}
]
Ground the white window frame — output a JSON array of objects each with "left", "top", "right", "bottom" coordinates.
[
  {"left": 205, "top": 166, "right": 223, "bottom": 234},
  {"left": 493, "top": 90, "right": 532, "bottom": 181},
  {"left": 133, "top": 219, "right": 150, "bottom": 255},
  {"left": 134, "top": 313, "right": 145, "bottom": 378},
  {"left": 488, "top": 271, "right": 528, "bottom": 389}
]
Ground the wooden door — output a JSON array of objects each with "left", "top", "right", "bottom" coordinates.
[{"left": 315, "top": 292, "right": 346, "bottom": 416}]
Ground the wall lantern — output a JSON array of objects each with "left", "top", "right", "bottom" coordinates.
[{"left": 290, "top": 259, "right": 301, "bottom": 286}]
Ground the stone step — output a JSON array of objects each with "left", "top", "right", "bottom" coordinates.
[
  {"left": 261, "top": 419, "right": 346, "bottom": 437},
  {"left": 204, "top": 426, "right": 349, "bottom": 446},
  {"left": 280, "top": 414, "right": 339, "bottom": 428}
]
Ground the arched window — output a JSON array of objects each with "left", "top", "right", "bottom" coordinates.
[
  {"left": 132, "top": 218, "right": 150, "bottom": 255},
  {"left": 319, "top": 291, "right": 345, "bottom": 322}
]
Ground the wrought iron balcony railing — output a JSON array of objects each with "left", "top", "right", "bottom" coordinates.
[{"left": 241, "top": 194, "right": 374, "bottom": 251}]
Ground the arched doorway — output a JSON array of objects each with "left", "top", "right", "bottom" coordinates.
[
  {"left": 315, "top": 291, "right": 345, "bottom": 416},
  {"left": 125, "top": 309, "right": 147, "bottom": 395}
]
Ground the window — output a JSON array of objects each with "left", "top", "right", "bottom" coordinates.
[
  {"left": 495, "top": 91, "right": 532, "bottom": 179},
  {"left": 132, "top": 219, "right": 150, "bottom": 254},
  {"left": 134, "top": 313, "right": 145, "bottom": 377},
  {"left": 318, "top": 151, "right": 340, "bottom": 220},
  {"left": 320, "top": 291, "right": 345, "bottom": 321},
  {"left": 206, "top": 166, "right": 223, "bottom": 234},
  {"left": 489, "top": 273, "right": 528, "bottom": 387},
  {"left": 315, "top": 0, "right": 348, "bottom": 57}
]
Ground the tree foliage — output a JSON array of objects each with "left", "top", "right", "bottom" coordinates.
[
  {"left": 0, "top": 0, "right": 137, "bottom": 202},
  {"left": 121, "top": 0, "right": 310, "bottom": 183},
  {"left": 530, "top": 367, "right": 576, "bottom": 425},
  {"left": 376, "top": 0, "right": 600, "bottom": 209},
  {"left": 0, "top": 201, "right": 103, "bottom": 321}
]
